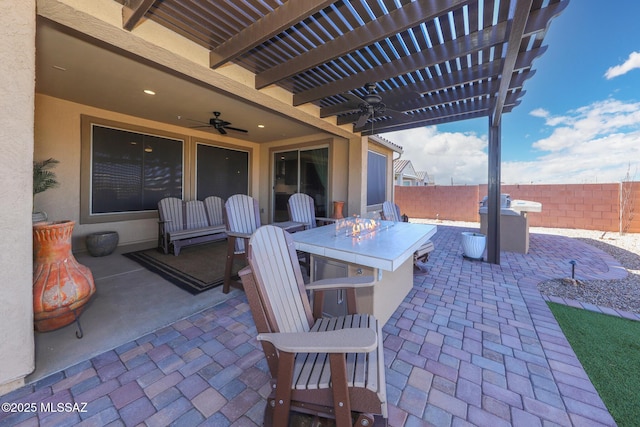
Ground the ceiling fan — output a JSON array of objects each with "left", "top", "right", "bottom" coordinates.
[
  {"left": 189, "top": 111, "right": 248, "bottom": 135},
  {"left": 320, "top": 83, "right": 409, "bottom": 130}
]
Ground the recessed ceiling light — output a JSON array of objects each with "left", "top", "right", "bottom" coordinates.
[
  {"left": 258, "top": 124, "right": 265, "bottom": 128},
  {"left": 143, "top": 89, "right": 156, "bottom": 95}
]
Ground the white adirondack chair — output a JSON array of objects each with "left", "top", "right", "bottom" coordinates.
[
  {"left": 157, "top": 197, "right": 183, "bottom": 254},
  {"left": 382, "top": 201, "right": 434, "bottom": 274},
  {"left": 185, "top": 200, "right": 209, "bottom": 229},
  {"left": 158, "top": 197, "right": 226, "bottom": 255},
  {"left": 287, "top": 193, "right": 335, "bottom": 229},
  {"left": 287, "top": 193, "right": 336, "bottom": 270},
  {"left": 223, "top": 194, "right": 261, "bottom": 293},
  {"left": 203, "top": 195, "right": 225, "bottom": 227},
  {"left": 157, "top": 197, "right": 187, "bottom": 255},
  {"left": 239, "top": 225, "right": 387, "bottom": 427}
]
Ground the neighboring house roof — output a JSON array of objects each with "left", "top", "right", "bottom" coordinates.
[
  {"left": 394, "top": 160, "right": 419, "bottom": 180},
  {"left": 416, "top": 171, "right": 433, "bottom": 184},
  {"left": 369, "top": 135, "right": 403, "bottom": 154}
]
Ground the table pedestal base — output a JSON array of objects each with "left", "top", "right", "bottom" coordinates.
[{"left": 311, "top": 255, "right": 413, "bottom": 325}]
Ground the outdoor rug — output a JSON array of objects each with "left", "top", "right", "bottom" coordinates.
[{"left": 123, "top": 240, "right": 245, "bottom": 294}]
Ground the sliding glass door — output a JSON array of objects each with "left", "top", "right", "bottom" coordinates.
[{"left": 273, "top": 147, "right": 328, "bottom": 221}]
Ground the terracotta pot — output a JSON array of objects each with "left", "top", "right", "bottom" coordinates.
[
  {"left": 332, "top": 201, "right": 345, "bottom": 219},
  {"left": 33, "top": 221, "right": 96, "bottom": 332}
]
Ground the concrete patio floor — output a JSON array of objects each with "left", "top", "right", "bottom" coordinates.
[{"left": 1, "top": 223, "right": 633, "bottom": 426}]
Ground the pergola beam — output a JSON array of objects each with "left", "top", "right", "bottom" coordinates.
[
  {"left": 360, "top": 110, "right": 489, "bottom": 135},
  {"left": 122, "top": 0, "right": 155, "bottom": 31},
  {"left": 209, "top": 1, "right": 335, "bottom": 69},
  {"left": 491, "top": 0, "right": 533, "bottom": 127},
  {"left": 255, "top": 0, "right": 471, "bottom": 89}
]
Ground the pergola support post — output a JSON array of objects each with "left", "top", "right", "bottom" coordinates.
[{"left": 487, "top": 117, "right": 501, "bottom": 264}]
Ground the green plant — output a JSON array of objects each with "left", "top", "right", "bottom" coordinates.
[{"left": 33, "top": 158, "right": 59, "bottom": 213}]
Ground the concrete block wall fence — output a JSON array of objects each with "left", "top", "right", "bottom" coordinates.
[{"left": 395, "top": 182, "right": 640, "bottom": 233}]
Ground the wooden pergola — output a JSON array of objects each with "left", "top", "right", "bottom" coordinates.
[{"left": 119, "top": 0, "right": 568, "bottom": 264}]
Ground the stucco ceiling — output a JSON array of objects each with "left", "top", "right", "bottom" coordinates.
[{"left": 35, "top": 19, "right": 322, "bottom": 143}]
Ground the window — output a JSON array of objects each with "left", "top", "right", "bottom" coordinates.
[
  {"left": 81, "top": 116, "right": 185, "bottom": 223},
  {"left": 196, "top": 143, "right": 249, "bottom": 200},
  {"left": 273, "top": 147, "right": 328, "bottom": 221},
  {"left": 367, "top": 150, "right": 387, "bottom": 206}
]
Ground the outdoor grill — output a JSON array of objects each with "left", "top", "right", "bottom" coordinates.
[{"left": 479, "top": 194, "right": 542, "bottom": 254}]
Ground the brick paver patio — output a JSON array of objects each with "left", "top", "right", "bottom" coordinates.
[{"left": 1, "top": 224, "right": 631, "bottom": 426}]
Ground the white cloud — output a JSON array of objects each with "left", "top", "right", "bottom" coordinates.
[
  {"left": 382, "top": 98, "right": 640, "bottom": 185},
  {"left": 531, "top": 99, "right": 640, "bottom": 152},
  {"left": 529, "top": 107, "right": 572, "bottom": 127},
  {"left": 384, "top": 127, "right": 488, "bottom": 185},
  {"left": 605, "top": 51, "right": 640, "bottom": 79},
  {"left": 519, "top": 99, "right": 640, "bottom": 183},
  {"left": 530, "top": 108, "right": 549, "bottom": 118}
]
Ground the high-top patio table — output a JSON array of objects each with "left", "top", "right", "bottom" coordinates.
[{"left": 292, "top": 220, "right": 436, "bottom": 324}]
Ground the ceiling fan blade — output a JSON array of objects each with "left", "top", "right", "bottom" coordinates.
[
  {"left": 320, "top": 102, "right": 362, "bottom": 118},
  {"left": 383, "top": 108, "right": 412, "bottom": 123},
  {"left": 217, "top": 127, "right": 227, "bottom": 135},
  {"left": 224, "top": 126, "right": 248, "bottom": 133},
  {"left": 354, "top": 112, "right": 370, "bottom": 129},
  {"left": 320, "top": 92, "right": 368, "bottom": 118},
  {"left": 342, "top": 93, "right": 367, "bottom": 104},
  {"left": 189, "top": 125, "right": 213, "bottom": 129},
  {"left": 186, "top": 118, "right": 211, "bottom": 126}
]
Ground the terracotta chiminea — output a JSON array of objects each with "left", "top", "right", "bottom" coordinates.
[
  {"left": 32, "top": 220, "right": 95, "bottom": 335},
  {"left": 332, "top": 201, "right": 345, "bottom": 219}
]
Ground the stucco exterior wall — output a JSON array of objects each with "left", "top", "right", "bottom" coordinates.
[
  {"left": 36, "top": 94, "right": 367, "bottom": 250},
  {"left": 35, "top": 94, "right": 261, "bottom": 250},
  {"left": 0, "top": 0, "right": 36, "bottom": 393}
]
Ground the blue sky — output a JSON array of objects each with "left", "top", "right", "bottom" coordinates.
[{"left": 383, "top": 1, "right": 640, "bottom": 185}]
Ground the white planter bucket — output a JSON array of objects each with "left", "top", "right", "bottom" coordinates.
[{"left": 461, "top": 232, "right": 486, "bottom": 260}]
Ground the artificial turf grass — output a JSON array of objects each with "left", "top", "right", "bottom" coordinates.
[{"left": 547, "top": 302, "right": 640, "bottom": 426}]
